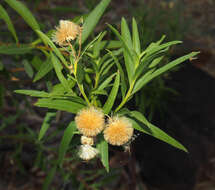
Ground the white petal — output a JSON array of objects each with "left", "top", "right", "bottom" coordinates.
[{"left": 78, "top": 145, "right": 99, "bottom": 160}]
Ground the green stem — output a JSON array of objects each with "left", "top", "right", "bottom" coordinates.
[{"left": 94, "top": 72, "right": 100, "bottom": 89}]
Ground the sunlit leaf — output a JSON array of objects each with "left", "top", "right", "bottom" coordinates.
[
  {"left": 0, "top": 44, "right": 33, "bottom": 54},
  {"left": 35, "top": 98, "right": 85, "bottom": 113},
  {"left": 38, "top": 111, "right": 56, "bottom": 141},
  {"left": 81, "top": 0, "right": 111, "bottom": 44},
  {"left": 103, "top": 72, "right": 120, "bottom": 114},
  {"left": 14, "top": 89, "right": 50, "bottom": 98},
  {"left": 58, "top": 121, "right": 76, "bottom": 166},
  {"left": 0, "top": 4, "right": 18, "bottom": 43},
  {"left": 129, "top": 111, "right": 188, "bottom": 152},
  {"left": 5, "top": 0, "right": 40, "bottom": 30},
  {"left": 97, "top": 138, "right": 109, "bottom": 172}
]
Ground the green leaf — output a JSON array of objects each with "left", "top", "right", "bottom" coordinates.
[
  {"left": 31, "top": 56, "right": 43, "bottom": 71},
  {"left": 91, "top": 89, "right": 107, "bottom": 96},
  {"left": 121, "top": 18, "right": 133, "bottom": 50},
  {"left": 76, "top": 63, "right": 84, "bottom": 84},
  {"left": 93, "top": 31, "right": 106, "bottom": 58},
  {"left": 50, "top": 81, "right": 76, "bottom": 97},
  {"left": 143, "top": 40, "right": 182, "bottom": 59},
  {"left": 0, "top": 4, "right": 18, "bottom": 43},
  {"left": 33, "top": 57, "right": 53, "bottom": 82},
  {"left": 96, "top": 72, "right": 116, "bottom": 92},
  {"left": 14, "top": 89, "right": 50, "bottom": 98},
  {"left": 42, "top": 165, "right": 57, "bottom": 190},
  {"left": 132, "top": 17, "right": 141, "bottom": 55},
  {"left": 99, "top": 57, "right": 113, "bottom": 74},
  {"left": 121, "top": 18, "right": 136, "bottom": 84},
  {"left": 36, "top": 30, "right": 67, "bottom": 67},
  {"left": 0, "top": 84, "right": 4, "bottom": 109},
  {"left": 107, "top": 49, "right": 127, "bottom": 98},
  {"left": 97, "top": 40, "right": 122, "bottom": 51},
  {"left": 5, "top": 0, "right": 40, "bottom": 31},
  {"left": 38, "top": 111, "right": 56, "bottom": 141},
  {"left": 58, "top": 121, "right": 76, "bottom": 166},
  {"left": 103, "top": 72, "right": 120, "bottom": 114},
  {"left": 81, "top": 0, "right": 111, "bottom": 44},
  {"left": 0, "top": 44, "right": 33, "bottom": 54},
  {"left": 107, "top": 24, "right": 134, "bottom": 84},
  {"left": 97, "top": 139, "right": 109, "bottom": 172},
  {"left": 129, "top": 111, "right": 188, "bottom": 152},
  {"left": 133, "top": 51, "right": 199, "bottom": 94},
  {"left": 149, "top": 55, "right": 164, "bottom": 68},
  {"left": 101, "top": 61, "right": 114, "bottom": 76},
  {"left": 135, "top": 52, "right": 163, "bottom": 80},
  {"left": 51, "top": 53, "right": 71, "bottom": 93},
  {"left": 22, "top": 59, "right": 34, "bottom": 78},
  {"left": 35, "top": 98, "right": 85, "bottom": 113},
  {"left": 0, "top": 61, "right": 4, "bottom": 71}
]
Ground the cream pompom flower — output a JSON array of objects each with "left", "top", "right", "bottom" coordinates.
[
  {"left": 78, "top": 145, "right": 99, "bottom": 161},
  {"left": 81, "top": 135, "right": 94, "bottom": 146},
  {"left": 75, "top": 107, "right": 105, "bottom": 137},
  {"left": 52, "top": 20, "right": 81, "bottom": 46},
  {"left": 104, "top": 117, "right": 134, "bottom": 146}
]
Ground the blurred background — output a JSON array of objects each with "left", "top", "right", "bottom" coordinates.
[{"left": 1, "top": 0, "right": 215, "bottom": 190}]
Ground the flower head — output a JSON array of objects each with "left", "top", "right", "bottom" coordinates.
[
  {"left": 81, "top": 135, "right": 94, "bottom": 146},
  {"left": 52, "top": 20, "right": 81, "bottom": 46},
  {"left": 75, "top": 107, "right": 105, "bottom": 137},
  {"left": 78, "top": 145, "right": 99, "bottom": 160},
  {"left": 104, "top": 117, "right": 134, "bottom": 146}
]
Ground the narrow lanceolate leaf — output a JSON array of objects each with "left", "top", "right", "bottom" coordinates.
[
  {"left": 129, "top": 111, "right": 188, "bottom": 152},
  {"left": 35, "top": 98, "right": 85, "bottom": 114},
  {"left": 33, "top": 57, "right": 53, "bottom": 82},
  {"left": 76, "top": 63, "right": 84, "bottom": 84},
  {"left": 36, "top": 30, "right": 67, "bottom": 67},
  {"left": 98, "top": 40, "right": 122, "bottom": 50},
  {"left": 0, "top": 4, "right": 18, "bottom": 43},
  {"left": 96, "top": 72, "right": 116, "bottom": 92},
  {"left": 103, "top": 72, "right": 120, "bottom": 114},
  {"left": 93, "top": 31, "right": 106, "bottom": 58},
  {"left": 107, "top": 24, "right": 134, "bottom": 84},
  {"left": 132, "top": 17, "right": 141, "bottom": 55},
  {"left": 81, "top": 0, "right": 111, "bottom": 44},
  {"left": 121, "top": 18, "right": 133, "bottom": 50},
  {"left": 5, "top": 0, "right": 40, "bottom": 31},
  {"left": 144, "top": 40, "right": 182, "bottom": 57},
  {"left": 133, "top": 51, "right": 199, "bottom": 94},
  {"left": 14, "top": 89, "right": 50, "bottom": 98},
  {"left": 51, "top": 53, "right": 70, "bottom": 92},
  {"left": 0, "top": 44, "right": 33, "bottom": 54},
  {"left": 97, "top": 139, "right": 109, "bottom": 172},
  {"left": 42, "top": 165, "right": 57, "bottom": 190},
  {"left": 148, "top": 55, "right": 164, "bottom": 68},
  {"left": 22, "top": 59, "right": 34, "bottom": 78},
  {"left": 58, "top": 121, "right": 76, "bottom": 166},
  {"left": 38, "top": 111, "right": 56, "bottom": 141},
  {"left": 121, "top": 18, "right": 135, "bottom": 84},
  {"left": 107, "top": 50, "right": 127, "bottom": 98}
]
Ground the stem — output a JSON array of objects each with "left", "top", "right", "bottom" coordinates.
[
  {"left": 78, "top": 27, "right": 82, "bottom": 58},
  {"left": 68, "top": 43, "right": 77, "bottom": 59},
  {"left": 94, "top": 72, "right": 100, "bottom": 89}
]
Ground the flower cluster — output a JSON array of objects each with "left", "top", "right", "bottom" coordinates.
[
  {"left": 52, "top": 20, "right": 134, "bottom": 161},
  {"left": 52, "top": 20, "right": 81, "bottom": 46},
  {"left": 75, "top": 107, "right": 134, "bottom": 160}
]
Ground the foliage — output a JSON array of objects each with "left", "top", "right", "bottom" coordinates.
[{"left": 0, "top": 0, "right": 199, "bottom": 189}]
